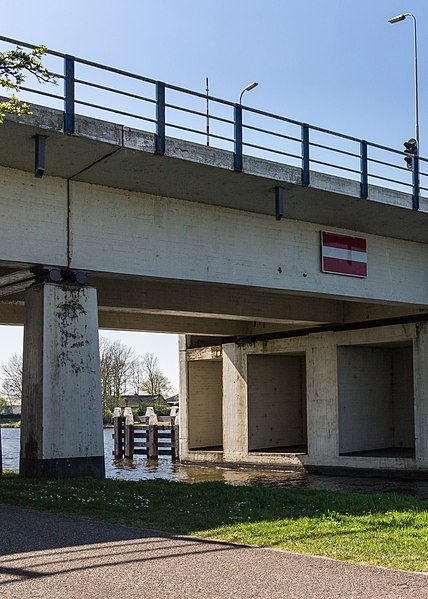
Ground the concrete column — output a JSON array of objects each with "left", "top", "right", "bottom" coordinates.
[
  {"left": 413, "top": 323, "right": 428, "bottom": 468},
  {"left": 306, "top": 333, "right": 338, "bottom": 461},
  {"left": 178, "top": 335, "right": 189, "bottom": 458},
  {"left": 20, "top": 283, "right": 105, "bottom": 478},
  {"left": 222, "top": 343, "right": 247, "bottom": 461}
]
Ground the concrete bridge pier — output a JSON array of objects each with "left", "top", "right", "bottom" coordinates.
[{"left": 20, "top": 280, "right": 105, "bottom": 479}]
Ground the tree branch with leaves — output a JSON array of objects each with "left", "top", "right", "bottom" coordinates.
[{"left": 0, "top": 45, "right": 56, "bottom": 123}]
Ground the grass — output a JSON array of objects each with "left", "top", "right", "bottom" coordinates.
[
  {"left": 0, "top": 474, "right": 428, "bottom": 571},
  {"left": 0, "top": 421, "right": 21, "bottom": 428}
]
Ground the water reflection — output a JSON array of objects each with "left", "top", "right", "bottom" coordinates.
[{"left": 2, "top": 427, "right": 428, "bottom": 499}]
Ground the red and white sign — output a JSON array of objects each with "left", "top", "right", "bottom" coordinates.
[{"left": 321, "top": 231, "right": 367, "bottom": 278}]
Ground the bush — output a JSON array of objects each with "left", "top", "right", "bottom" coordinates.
[
  {"left": 103, "top": 408, "right": 113, "bottom": 425},
  {"left": 136, "top": 401, "right": 171, "bottom": 417}
]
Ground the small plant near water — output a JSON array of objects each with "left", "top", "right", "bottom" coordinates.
[{"left": 1, "top": 474, "right": 428, "bottom": 572}]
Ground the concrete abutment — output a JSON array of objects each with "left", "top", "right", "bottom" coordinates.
[
  {"left": 181, "top": 322, "right": 428, "bottom": 475},
  {"left": 20, "top": 283, "right": 105, "bottom": 479}
]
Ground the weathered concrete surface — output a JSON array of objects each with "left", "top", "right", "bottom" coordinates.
[
  {"left": 0, "top": 504, "right": 427, "bottom": 599},
  {"left": 182, "top": 322, "right": 428, "bottom": 474},
  {"left": 20, "top": 283, "right": 104, "bottom": 478},
  {"left": 1, "top": 105, "right": 428, "bottom": 244}
]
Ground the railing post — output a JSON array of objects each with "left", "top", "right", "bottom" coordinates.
[
  {"left": 301, "top": 124, "right": 310, "bottom": 187},
  {"left": 413, "top": 155, "right": 420, "bottom": 211},
  {"left": 360, "top": 140, "right": 368, "bottom": 199},
  {"left": 156, "top": 82, "right": 166, "bottom": 155},
  {"left": 64, "top": 55, "right": 75, "bottom": 135},
  {"left": 234, "top": 104, "right": 243, "bottom": 172},
  {"left": 0, "top": 425, "right": 2, "bottom": 476}
]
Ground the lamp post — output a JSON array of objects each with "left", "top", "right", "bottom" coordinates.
[
  {"left": 388, "top": 13, "right": 420, "bottom": 148},
  {"left": 239, "top": 81, "right": 258, "bottom": 105}
]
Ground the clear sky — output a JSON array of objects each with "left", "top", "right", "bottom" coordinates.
[{"left": 1, "top": 0, "right": 427, "bottom": 388}]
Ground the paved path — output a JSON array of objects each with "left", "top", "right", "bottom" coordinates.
[{"left": 0, "top": 503, "right": 427, "bottom": 598}]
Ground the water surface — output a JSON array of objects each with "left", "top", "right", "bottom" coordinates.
[{"left": 2, "top": 427, "right": 428, "bottom": 499}]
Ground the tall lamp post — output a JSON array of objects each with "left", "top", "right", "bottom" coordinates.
[
  {"left": 239, "top": 81, "right": 258, "bottom": 105},
  {"left": 388, "top": 13, "right": 420, "bottom": 148}
]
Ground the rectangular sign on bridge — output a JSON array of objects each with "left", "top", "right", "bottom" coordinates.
[{"left": 321, "top": 232, "right": 367, "bottom": 278}]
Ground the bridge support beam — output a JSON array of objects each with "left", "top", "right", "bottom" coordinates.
[{"left": 20, "top": 283, "right": 105, "bottom": 479}]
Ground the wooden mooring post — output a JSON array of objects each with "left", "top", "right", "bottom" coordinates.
[
  {"left": 113, "top": 407, "right": 124, "bottom": 459},
  {"left": 112, "top": 406, "right": 179, "bottom": 460},
  {"left": 124, "top": 407, "right": 134, "bottom": 459}
]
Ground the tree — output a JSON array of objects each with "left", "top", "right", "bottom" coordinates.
[
  {"left": 1, "top": 353, "right": 23, "bottom": 409},
  {"left": 0, "top": 45, "right": 56, "bottom": 123},
  {"left": 99, "top": 337, "right": 136, "bottom": 411},
  {"left": 139, "top": 352, "right": 173, "bottom": 400}
]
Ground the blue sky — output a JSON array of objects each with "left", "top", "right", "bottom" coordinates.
[{"left": 1, "top": 0, "right": 427, "bottom": 387}]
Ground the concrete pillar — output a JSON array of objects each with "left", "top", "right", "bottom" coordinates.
[
  {"left": 413, "top": 323, "right": 428, "bottom": 468},
  {"left": 20, "top": 283, "right": 105, "bottom": 478},
  {"left": 178, "top": 335, "right": 189, "bottom": 458},
  {"left": 306, "top": 333, "right": 338, "bottom": 461},
  {"left": 222, "top": 343, "right": 247, "bottom": 461}
]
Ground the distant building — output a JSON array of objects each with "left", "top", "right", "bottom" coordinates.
[
  {"left": 119, "top": 394, "right": 157, "bottom": 409},
  {"left": 166, "top": 394, "right": 179, "bottom": 406}
]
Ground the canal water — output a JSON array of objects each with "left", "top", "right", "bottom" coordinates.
[{"left": 2, "top": 427, "right": 428, "bottom": 499}]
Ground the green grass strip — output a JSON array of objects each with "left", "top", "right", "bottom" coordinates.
[{"left": 1, "top": 474, "right": 427, "bottom": 571}]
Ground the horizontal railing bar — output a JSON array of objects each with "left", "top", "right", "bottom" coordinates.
[
  {"left": 165, "top": 102, "right": 207, "bottom": 119},
  {"left": 243, "top": 141, "right": 301, "bottom": 161},
  {"left": 75, "top": 57, "right": 158, "bottom": 85},
  {"left": 309, "top": 141, "right": 359, "bottom": 159},
  {"left": 167, "top": 122, "right": 233, "bottom": 143},
  {"left": 75, "top": 99, "right": 157, "bottom": 123},
  {"left": 0, "top": 35, "right": 66, "bottom": 58},
  {"left": 368, "top": 172, "right": 413, "bottom": 187},
  {"left": 19, "top": 86, "right": 64, "bottom": 101},
  {"left": 204, "top": 113, "right": 234, "bottom": 125},
  {"left": 310, "top": 158, "right": 360, "bottom": 175},
  {"left": 163, "top": 83, "right": 235, "bottom": 108},
  {"left": 207, "top": 131, "right": 234, "bottom": 144},
  {"left": 75, "top": 78, "right": 156, "bottom": 104},
  {"left": 367, "top": 140, "right": 419, "bottom": 159},
  {"left": 243, "top": 123, "right": 301, "bottom": 143},
  {"left": 165, "top": 122, "right": 206, "bottom": 137},
  {"left": 166, "top": 102, "right": 234, "bottom": 125},
  {"left": 368, "top": 156, "right": 410, "bottom": 172}
]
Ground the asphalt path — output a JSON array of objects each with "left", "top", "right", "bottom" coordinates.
[{"left": 0, "top": 503, "right": 427, "bottom": 598}]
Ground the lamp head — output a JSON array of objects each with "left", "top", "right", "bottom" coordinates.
[
  {"left": 388, "top": 14, "right": 406, "bottom": 24},
  {"left": 244, "top": 82, "right": 258, "bottom": 92}
]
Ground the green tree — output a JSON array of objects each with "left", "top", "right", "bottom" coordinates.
[{"left": 0, "top": 45, "right": 56, "bottom": 123}]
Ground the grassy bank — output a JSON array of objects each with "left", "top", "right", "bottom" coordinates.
[{"left": 0, "top": 474, "right": 427, "bottom": 571}]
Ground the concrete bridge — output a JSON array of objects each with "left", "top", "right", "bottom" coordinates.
[{"left": 1, "top": 37, "right": 428, "bottom": 477}]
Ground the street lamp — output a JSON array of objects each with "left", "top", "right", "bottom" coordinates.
[
  {"left": 239, "top": 81, "right": 258, "bottom": 105},
  {"left": 388, "top": 13, "right": 420, "bottom": 148}
]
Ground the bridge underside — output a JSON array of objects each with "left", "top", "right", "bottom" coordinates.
[{"left": 0, "top": 267, "right": 426, "bottom": 337}]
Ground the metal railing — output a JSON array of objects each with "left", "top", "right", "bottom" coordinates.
[{"left": 1, "top": 35, "right": 425, "bottom": 211}]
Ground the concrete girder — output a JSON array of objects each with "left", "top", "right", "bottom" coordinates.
[{"left": 2, "top": 105, "right": 428, "bottom": 245}]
